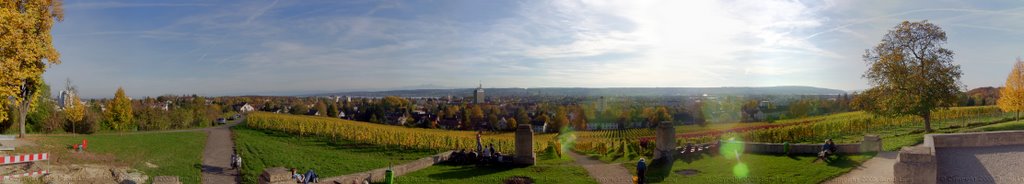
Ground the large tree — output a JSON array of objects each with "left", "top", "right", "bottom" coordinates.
[
  {"left": 998, "top": 58, "right": 1024, "bottom": 120},
  {"left": 857, "top": 20, "right": 962, "bottom": 133},
  {"left": 1, "top": 0, "right": 64, "bottom": 137}
]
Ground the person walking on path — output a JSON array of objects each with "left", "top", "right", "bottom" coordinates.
[
  {"left": 230, "top": 153, "right": 237, "bottom": 170},
  {"left": 636, "top": 158, "right": 647, "bottom": 184}
]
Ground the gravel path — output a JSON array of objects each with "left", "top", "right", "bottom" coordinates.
[
  {"left": 936, "top": 145, "right": 1024, "bottom": 184},
  {"left": 823, "top": 151, "right": 898, "bottom": 184},
  {"left": 567, "top": 151, "right": 634, "bottom": 184},
  {"left": 201, "top": 121, "right": 241, "bottom": 184}
]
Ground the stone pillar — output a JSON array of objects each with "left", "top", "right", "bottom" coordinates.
[
  {"left": 654, "top": 121, "right": 676, "bottom": 161},
  {"left": 893, "top": 146, "right": 936, "bottom": 184},
  {"left": 860, "top": 134, "right": 882, "bottom": 153},
  {"left": 515, "top": 124, "right": 536, "bottom": 165},
  {"left": 260, "top": 167, "right": 293, "bottom": 184}
]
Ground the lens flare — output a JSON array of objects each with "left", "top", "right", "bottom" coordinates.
[
  {"left": 733, "top": 162, "right": 750, "bottom": 179},
  {"left": 719, "top": 136, "right": 744, "bottom": 158},
  {"left": 558, "top": 127, "right": 577, "bottom": 154}
]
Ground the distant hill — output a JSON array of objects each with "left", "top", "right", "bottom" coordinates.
[
  {"left": 967, "top": 87, "right": 1001, "bottom": 98},
  {"left": 310, "top": 86, "right": 847, "bottom": 97},
  {"left": 966, "top": 87, "right": 1001, "bottom": 106}
]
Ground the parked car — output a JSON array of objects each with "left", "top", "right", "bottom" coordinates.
[{"left": 216, "top": 118, "right": 227, "bottom": 124}]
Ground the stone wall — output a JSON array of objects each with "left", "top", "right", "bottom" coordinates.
[
  {"left": 924, "top": 130, "right": 1024, "bottom": 148},
  {"left": 739, "top": 135, "right": 882, "bottom": 154},
  {"left": 318, "top": 151, "right": 452, "bottom": 183}
]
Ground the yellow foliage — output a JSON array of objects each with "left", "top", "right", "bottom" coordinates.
[
  {"left": 246, "top": 112, "right": 555, "bottom": 153},
  {"left": 998, "top": 59, "right": 1024, "bottom": 116}
]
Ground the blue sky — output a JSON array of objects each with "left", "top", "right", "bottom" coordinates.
[{"left": 45, "top": 0, "right": 1024, "bottom": 98}]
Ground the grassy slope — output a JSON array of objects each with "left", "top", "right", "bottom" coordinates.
[
  {"left": 233, "top": 126, "right": 437, "bottom": 184},
  {"left": 29, "top": 132, "right": 206, "bottom": 184},
  {"left": 394, "top": 153, "right": 598, "bottom": 184},
  {"left": 968, "top": 119, "right": 1024, "bottom": 131},
  {"left": 619, "top": 153, "right": 873, "bottom": 184}
]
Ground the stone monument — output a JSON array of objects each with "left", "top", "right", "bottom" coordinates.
[
  {"left": 654, "top": 121, "right": 676, "bottom": 161},
  {"left": 515, "top": 124, "right": 535, "bottom": 165}
]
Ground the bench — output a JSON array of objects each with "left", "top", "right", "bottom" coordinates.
[
  {"left": 0, "top": 135, "right": 14, "bottom": 141},
  {"left": 0, "top": 147, "right": 13, "bottom": 151}
]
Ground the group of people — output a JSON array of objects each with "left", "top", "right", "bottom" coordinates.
[
  {"left": 291, "top": 168, "right": 320, "bottom": 184},
  {"left": 448, "top": 131, "right": 508, "bottom": 165}
]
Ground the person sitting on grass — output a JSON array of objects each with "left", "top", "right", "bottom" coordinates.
[
  {"left": 482, "top": 144, "right": 494, "bottom": 162},
  {"left": 495, "top": 152, "right": 503, "bottom": 163},
  {"left": 291, "top": 168, "right": 304, "bottom": 182},
  {"left": 817, "top": 139, "right": 837, "bottom": 163},
  {"left": 449, "top": 148, "right": 463, "bottom": 164},
  {"left": 303, "top": 169, "right": 319, "bottom": 184}
]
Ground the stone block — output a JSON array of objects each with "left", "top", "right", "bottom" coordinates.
[
  {"left": 152, "top": 176, "right": 180, "bottom": 184},
  {"left": 260, "top": 167, "right": 293, "bottom": 184},
  {"left": 894, "top": 146, "right": 936, "bottom": 184}
]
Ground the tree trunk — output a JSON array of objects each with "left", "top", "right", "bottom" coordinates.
[
  {"left": 923, "top": 112, "right": 932, "bottom": 133},
  {"left": 18, "top": 101, "right": 29, "bottom": 138}
]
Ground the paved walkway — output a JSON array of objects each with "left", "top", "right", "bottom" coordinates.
[
  {"left": 201, "top": 121, "right": 241, "bottom": 184},
  {"left": 567, "top": 151, "right": 634, "bottom": 184},
  {"left": 936, "top": 145, "right": 1024, "bottom": 184},
  {"left": 824, "top": 151, "right": 898, "bottom": 184}
]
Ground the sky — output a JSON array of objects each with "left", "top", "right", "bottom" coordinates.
[{"left": 44, "top": 0, "right": 1024, "bottom": 98}]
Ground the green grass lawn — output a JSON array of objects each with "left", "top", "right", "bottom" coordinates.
[
  {"left": 233, "top": 126, "right": 438, "bottom": 184},
  {"left": 393, "top": 153, "right": 598, "bottom": 184},
  {"left": 620, "top": 153, "right": 873, "bottom": 184},
  {"left": 967, "top": 119, "right": 1024, "bottom": 132},
  {"left": 32, "top": 132, "right": 207, "bottom": 184}
]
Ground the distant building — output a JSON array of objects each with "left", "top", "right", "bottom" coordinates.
[
  {"left": 234, "top": 103, "right": 256, "bottom": 113},
  {"left": 57, "top": 90, "right": 76, "bottom": 109},
  {"left": 474, "top": 83, "right": 485, "bottom": 104}
]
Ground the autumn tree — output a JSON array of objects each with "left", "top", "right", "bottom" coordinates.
[
  {"left": 856, "top": 20, "right": 962, "bottom": 133},
  {"left": 64, "top": 89, "right": 85, "bottom": 132},
  {"left": 998, "top": 58, "right": 1024, "bottom": 120},
  {"left": 553, "top": 107, "right": 569, "bottom": 130},
  {"left": 106, "top": 87, "right": 133, "bottom": 131},
  {"left": 327, "top": 102, "right": 339, "bottom": 118},
  {"left": 1, "top": 0, "right": 64, "bottom": 137},
  {"left": 315, "top": 101, "right": 327, "bottom": 117}
]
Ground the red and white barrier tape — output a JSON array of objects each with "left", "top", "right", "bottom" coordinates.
[
  {"left": 1, "top": 170, "right": 48, "bottom": 180},
  {"left": 1, "top": 153, "right": 49, "bottom": 165}
]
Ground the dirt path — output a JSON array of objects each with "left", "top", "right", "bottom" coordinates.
[
  {"left": 823, "top": 151, "right": 898, "bottom": 184},
  {"left": 201, "top": 121, "right": 241, "bottom": 184},
  {"left": 567, "top": 151, "right": 634, "bottom": 184}
]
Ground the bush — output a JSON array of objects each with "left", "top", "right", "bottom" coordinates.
[{"left": 40, "top": 112, "right": 65, "bottom": 133}]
